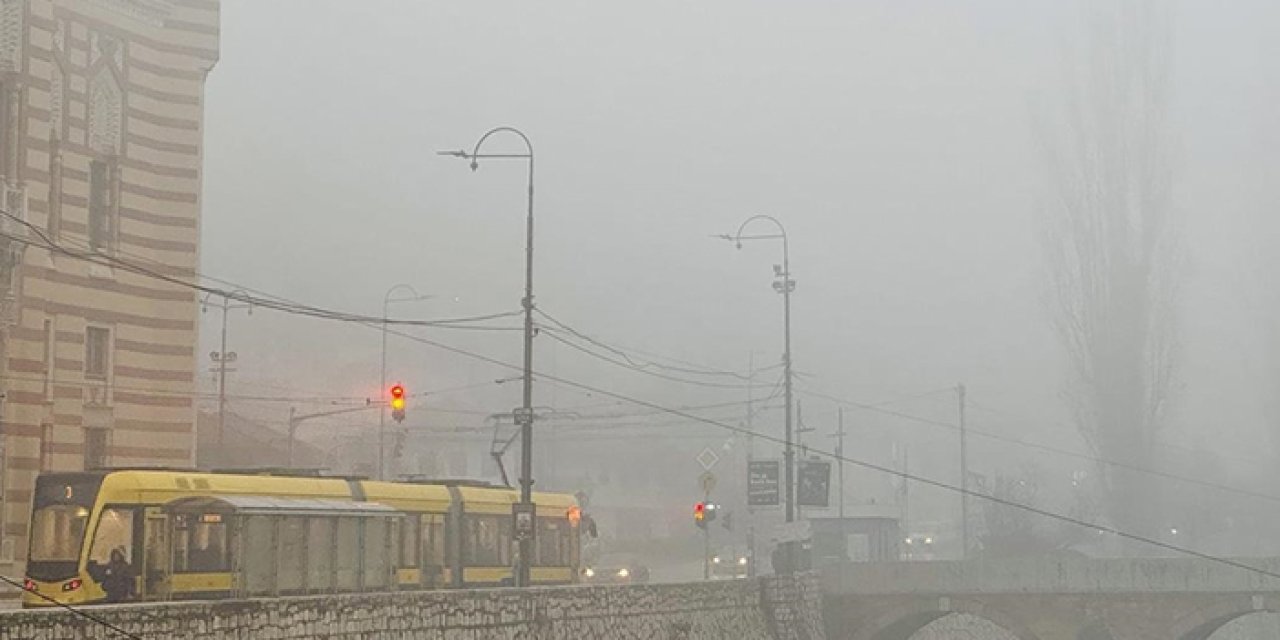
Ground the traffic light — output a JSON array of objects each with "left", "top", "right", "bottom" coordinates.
[
  {"left": 694, "top": 502, "right": 707, "bottom": 529},
  {"left": 390, "top": 384, "right": 406, "bottom": 423}
]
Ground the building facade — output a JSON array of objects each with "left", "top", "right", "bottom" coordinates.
[{"left": 0, "top": 0, "right": 218, "bottom": 575}]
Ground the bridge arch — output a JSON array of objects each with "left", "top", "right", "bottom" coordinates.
[
  {"left": 845, "top": 598, "right": 1041, "bottom": 640},
  {"left": 1167, "top": 595, "right": 1280, "bottom": 640}
]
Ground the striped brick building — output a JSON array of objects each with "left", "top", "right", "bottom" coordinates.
[{"left": 0, "top": 0, "right": 218, "bottom": 575}]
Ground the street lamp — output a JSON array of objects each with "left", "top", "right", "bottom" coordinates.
[
  {"left": 380, "top": 284, "right": 434, "bottom": 481},
  {"left": 439, "top": 126, "right": 538, "bottom": 587},
  {"left": 202, "top": 290, "right": 252, "bottom": 468},
  {"left": 718, "top": 215, "right": 796, "bottom": 524}
]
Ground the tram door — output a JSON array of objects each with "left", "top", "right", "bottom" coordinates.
[{"left": 141, "top": 507, "right": 171, "bottom": 600}]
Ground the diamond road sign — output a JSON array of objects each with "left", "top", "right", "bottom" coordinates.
[{"left": 696, "top": 447, "right": 720, "bottom": 471}]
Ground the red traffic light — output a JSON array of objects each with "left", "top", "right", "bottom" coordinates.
[
  {"left": 694, "top": 502, "right": 705, "bottom": 520},
  {"left": 389, "top": 384, "right": 406, "bottom": 411}
]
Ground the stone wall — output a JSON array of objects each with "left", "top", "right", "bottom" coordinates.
[{"left": 0, "top": 574, "right": 825, "bottom": 640}]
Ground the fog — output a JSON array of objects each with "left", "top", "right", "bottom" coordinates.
[{"left": 197, "top": 0, "right": 1280, "bottom": 563}]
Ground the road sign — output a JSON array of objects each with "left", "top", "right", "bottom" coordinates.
[
  {"left": 798, "top": 460, "right": 831, "bottom": 507},
  {"left": 696, "top": 447, "right": 720, "bottom": 471},
  {"left": 699, "top": 471, "right": 717, "bottom": 496},
  {"left": 747, "top": 460, "right": 780, "bottom": 507}
]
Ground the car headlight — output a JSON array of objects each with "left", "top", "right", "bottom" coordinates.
[
  {"left": 738, "top": 557, "right": 748, "bottom": 566},
  {"left": 712, "top": 556, "right": 721, "bottom": 564},
  {"left": 924, "top": 537, "right": 934, "bottom": 545},
  {"left": 584, "top": 568, "right": 595, "bottom": 578},
  {"left": 617, "top": 568, "right": 630, "bottom": 578}
]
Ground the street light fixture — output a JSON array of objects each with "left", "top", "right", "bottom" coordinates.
[
  {"left": 202, "top": 289, "right": 252, "bottom": 468},
  {"left": 439, "top": 126, "right": 538, "bottom": 588},
  {"left": 718, "top": 215, "right": 796, "bottom": 524}
]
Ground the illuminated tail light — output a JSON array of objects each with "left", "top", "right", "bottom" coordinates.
[
  {"left": 62, "top": 579, "right": 81, "bottom": 592},
  {"left": 22, "top": 578, "right": 35, "bottom": 592}
]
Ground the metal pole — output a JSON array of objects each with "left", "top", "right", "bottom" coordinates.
[
  {"left": 287, "top": 407, "right": 296, "bottom": 469},
  {"left": 958, "top": 383, "right": 968, "bottom": 559},
  {"left": 837, "top": 408, "right": 845, "bottom": 521},
  {"left": 781, "top": 237, "right": 794, "bottom": 524},
  {"left": 745, "top": 352, "right": 755, "bottom": 579},
  {"left": 442, "top": 128, "right": 536, "bottom": 587},
  {"left": 703, "top": 517, "right": 711, "bottom": 581},
  {"left": 380, "top": 298, "right": 389, "bottom": 481},
  {"left": 517, "top": 150, "right": 536, "bottom": 589},
  {"left": 216, "top": 296, "right": 228, "bottom": 467}
]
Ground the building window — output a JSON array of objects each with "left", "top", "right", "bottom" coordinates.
[
  {"left": 85, "top": 326, "right": 110, "bottom": 379},
  {"left": 47, "top": 135, "right": 63, "bottom": 238},
  {"left": 84, "top": 428, "right": 109, "bottom": 470},
  {"left": 43, "top": 318, "right": 55, "bottom": 398},
  {"left": 40, "top": 423, "right": 54, "bottom": 471},
  {"left": 88, "top": 160, "right": 114, "bottom": 252}
]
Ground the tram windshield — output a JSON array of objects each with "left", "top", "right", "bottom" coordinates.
[{"left": 26, "top": 473, "right": 105, "bottom": 581}]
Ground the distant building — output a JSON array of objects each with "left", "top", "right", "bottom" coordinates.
[
  {"left": 0, "top": 0, "right": 219, "bottom": 575},
  {"left": 195, "top": 411, "right": 329, "bottom": 472}
]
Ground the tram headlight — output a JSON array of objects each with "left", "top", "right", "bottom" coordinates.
[
  {"left": 712, "top": 556, "right": 721, "bottom": 564},
  {"left": 617, "top": 568, "right": 630, "bottom": 578},
  {"left": 583, "top": 568, "right": 595, "bottom": 578}
]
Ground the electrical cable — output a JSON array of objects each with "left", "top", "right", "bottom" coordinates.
[
  {"left": 540, "top": 328, "right": 763, "bottom": 390},
  {"left": 797, "top": 385, "right": 1280, "bottom": 505},
  {"left": 369, "top": 321, "right": 1280, "bottom": 581},
  {"left": 0, "top": 574, "right": 143, "bottom": 639},
  {"left": 6, "top": 210, "right": 1278, "bottom": 578},
  {"left": 536, "top": 308, "right": 765, "bottom": 380}
]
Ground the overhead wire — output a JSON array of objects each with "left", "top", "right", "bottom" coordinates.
[
  {"left": 0, "top": 574, "right": 142, "bottom": 639},
  {"left": 4, "top": 209, "right": 1279, "bottom": 578},
  {"left": 797, "top": 384, "right": 1280, "bottom": 505}
]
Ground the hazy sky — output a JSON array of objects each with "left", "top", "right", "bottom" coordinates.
[{"left": 197, "top": 1, "right": 1280, "bottom": 516}]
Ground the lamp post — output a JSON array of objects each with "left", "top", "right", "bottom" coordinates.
[
  {"left": 202, "top": 290, "right": 252, "bottom": 467},
  {"left": 440, "top": 127, "right": 537, "bottom": 587},
  {"left": 719, "top": 216, "right": 796, "bottom": 524},
  {"left": 380, "top": 284, "right": 434, "bottom": 481}
]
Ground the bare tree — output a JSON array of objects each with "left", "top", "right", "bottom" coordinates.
[{"left": 1039, "top": 0, "right": 1179, "bottom": 541}]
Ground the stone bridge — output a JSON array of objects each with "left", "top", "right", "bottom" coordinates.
[{"left": 821, "top": 557, "right": 1280, "bottom": 640}]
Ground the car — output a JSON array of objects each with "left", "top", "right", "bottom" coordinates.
[
  {"left": 711, "top": 548, "right": 750, "bottom": 579},
  {"left": 580, "top": 554, "right": 650, "bottom": 585}
]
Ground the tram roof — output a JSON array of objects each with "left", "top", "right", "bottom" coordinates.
[{"left": 166, "top": 495, "right": 400, "bottom": 517}]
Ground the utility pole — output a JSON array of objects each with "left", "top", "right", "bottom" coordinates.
[
  {"left": 441, "top": 127, "right": 537, "bottom": 587},
  {"left": 835, "top": 408, "right": 845, "bottom": 520},
  {"left": 380, "top": 285, "right": 433, "bottom": 481},
  {"left": 958, "top": 383, "right": 969, "bottom": 559},
  {"left": 203, "top": 291, "right": 250, "bottom": 467},
  {"left": 745, "top": 352, "right": 756, "bottom": 579},
  {"left": 721, "top": 216, "right": 795, "bottom": 525}
]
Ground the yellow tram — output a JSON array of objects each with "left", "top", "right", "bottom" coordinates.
[{"left": 22, "top": 469, "right": 584, "bottom": 607}]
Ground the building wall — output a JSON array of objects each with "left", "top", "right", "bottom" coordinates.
[
  {"left": 0, "top": 0, "right": 218, "bottom": 573},
  {"left": 0, "top": 574, "right": 826, "bottom": 640}
]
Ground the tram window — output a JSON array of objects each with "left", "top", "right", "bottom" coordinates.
[
  {"left": 174, "top": 515, "right": 229, "bottom": 573},
  {"left": 243, "top": 515, "right": 276, "bottom": 595},
  {"left": 307, "top": 518, "right": 334, "bottom": 592},
  {"left": 422, "top": 517, "right": 445, "bottom": 567},
  {"left": 536, "top": 519, "right": 566, "bottom": 566},
  {"left": 464, "top": 516, "right": 501, "bottom": 566},
  {"left": 88, "top": 507, "right": 135, "bottom": 566},
  {"left": 334, "top": 518, "right": 359, "bottom": 590},
  {"left": 497, "top": 516, "right": 512, "bottom": 566},
  {"left": 400, "top": 516, "right": 419, "bottom": 568},
  {"left": 363, "top": 518, "right": 389, "bottom": 588},
  {"left": 278, "top": 517, "right": 306, "bottom": 591}
]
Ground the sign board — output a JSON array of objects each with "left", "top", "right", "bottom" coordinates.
[
  {"left": 696, "top": 447, "right": 720, "bottom": 471},
  {"left": 747, "top": 460, "right": 780, "bottom": 507},
  {"left": 699, "top": 471, "right": 717, "bottom": 496},
  {"left": 512, "top": 502, "right": 537, "bottom": 541},
  {"left": 797, "top": 460, "right": 831, "bottom": 507}
]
